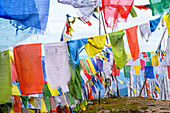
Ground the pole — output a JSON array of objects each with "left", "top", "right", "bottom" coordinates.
[
  {"left": 139, "top": 78, "right": 147, "bottom": 96},
  {"left": 101, "top": 11, "right": 109, "bottom": 44}
]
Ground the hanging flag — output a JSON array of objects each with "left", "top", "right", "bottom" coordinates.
[
  {"left": 154, "top": 91, "right": 158, "bottom": 98},
  {"left": 130, "top": 6, "right": 137, "bottom": 18},
  {"left": 149, "top": 0, "right": 170, "bottom": 16},
  {"left": 41, "top": 56, "right": 47, "bottom": 81},
  {"left": 67, "top": 38, "right": 88, "bottom": 66},
  {"left": 12, "top": 84, "right": 21, "bottom": 96},
  {"left": 167, "top": 65, "right": 170, "bottom": 79},
  {"left": 141, "top": 52, "right": 147, "bottom": 58},
  {"left": 164, "top": 14, "right": 170, "bottom": 37},
  {"left": 14, "top": 44, "right": 43, "bottom": 95},
  {"left": 133, "top": 66, "right": 141, "bottom": 75},
  {"left": 13, "top": 95, "right": 21, "bottom": 113},
  {"left": 145, "top": 66, "right": 155, "bottom": 79},
  {"left": 124, "top": 65, "right": 131, "bottom": 78},
  {"left": 139, "top": 22, "right": 151, "bottom": 42},
  {"left": 134, "top": 4, "right": 151, "bottom": 10},
  {"left": 111, "top": 60, "right": 120, "bottom": 76},
  {"left": 146, "top": 80, "right": 152, "bottom": 98},
  {"left": 165, "top": 38, "right": 170, "bottom": 65},
  {"left": 108, "top": 31, "right": 127, "bottom": 69},
  {"left": 85, "top": 34, "right": 106, "bottom": 57},
  {"left": 126, "top": 26, "right": 140, "bottom": 61},
  {"left": 149, "top": 17, "right": 161, "bottom": 32},
  {"left": 126, "top": 52, "right": 132, "bottom": 59},
  {"left": 155, "top": 82, "right": 160, "bottom": 91},
  {"left": 86, "top": 58, "right": 96, "bottom": 74},
  {"left": 0, "top": 50, "right": 11, "bottom": 104},
  {"left": 44, "top": 42, "right": 71, "bottom": 92},
  {"left": 140, "top": 59, "right": 146, "bottom": 70},
  {"left": 151, "top": 55, "right": 160, "bottom": 67},
  {"left": 102, "top": 0, "right": 134, "bottom": 27}
]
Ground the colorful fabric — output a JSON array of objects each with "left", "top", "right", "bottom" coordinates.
[
  {"left": 139, "top": 22, "right": 151, "bottom": 41},
  {"left": 85, "top": 34, "right": 106, "bottom": 57},
  {"left": 164, "top": 14, "right": 170, "bottom": 37},
  {"left": 133, "top": 66, "right": 141, "bottom": 75},
  {"left": 109, "top": 31, "right": 127, "bottom": 69},
  {"left": 155, "top": 82, "right": 160, "bottom": 91},
  {"left": 11, "top": 63, "right": 18, "bottom": 83},
  {"left": 141, "top": 52, "right": 147, "bottom": 58},
  {"left": 44, "top": 42, "right": 71, "bottom": 92},
  {"left": 12, "top": 84, "right": 21, "bottom": 96},
  {"left": 167, "top": 65, "right": 170, "bottom": 79},
  {"left": 67, "top": 38, "right": 88, "bottom": 66},
  {"left": 145, "top": 66, "right": 155, "bottom": 79},
  {"left": 102, "top": 0, "right": 134, "bottom": 27},
  {"left": 130, "top": 6, "right": 137, "bottom": 18},
  {"left": 92, "top": 76, "right": 104, "bottom": 91},
  {"left": 126, "top": 26, "right": 139, "bottom": 61},
  {"left": 14, "top": 44, "right": 43, "bottom": 95},
  {"left": 123, "top": 65, "right": 131, "bottom": 78},
  {"left": 151, "top": 55, "right": 160, "bottom": 67},
  {"left": 86, "top": 58, "right": 96, "bottom": 74},
  {"left": 134, "top": 4, "right": 151, "bottom": 10},
  {"left": 42, "top": 56, "right": 47, "bottom": 81},
  {"left": 0, "top": 50, "right": 11, "bottom": 104},
  {"left": 111, "top": 60, "right": 120, "bottom": 76},
  {"left": 13, "top": 95, "right": 21, "bottom": 113},
  {"left": 140, "top": 59, "right": 146, "bottom": 70},
  {"left": 149, "top": 17, "right": 161, "bottom": 32},
  {"left": 149, "top": 0, "right": 170, "bottom": 16}
]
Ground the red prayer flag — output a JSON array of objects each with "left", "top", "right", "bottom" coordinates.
[
  {"left": 140, "top": 59, "right": 146, "bottom": 70},
  {"left": 11, "top": 63, "right": 18, "bottom": 82},
  {"left": 126, "top": 26, "right": 139, "bottom": 61},
  {"left": 13, "top": 95, "right": 21, "bottom": 113},
  {"left": 112, "top": 60, "right": 120, "bottom": 76},
  {"left": 142, "top": 52, "right": 147, "bottom": 58},
  {"left": 167, "top": 65, "right": 170, "bottom": 79},
  {"left": 14, "top": 44, "right": 44, "bottom": 95},
  {"left": 102, "top": 0, "right": 134, "bottom": 27}
]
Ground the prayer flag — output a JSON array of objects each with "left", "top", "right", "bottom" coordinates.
[
  {"left": 149, "top": 17, "right": 161, "bottom": 32},
  {"left": 140, "top": 59, "right": 146, "bottom": 70},
  {"left": 111, "top": 60, "right": 120, "bottom": 76},
  {"left": 139, "top": 22, "right": 151, "bottom": 41},
  {"left": 44, "top": 42, "right": 71, "bottom": 92},
  {"left": 108, "top": 31, "right": 127, "bottom": 69},
  {"left": 85, "top": 34, "right": 106, "bottom": 57},
  {"left": 124, "top": 65, "right": 131, "bottom": 78},
  {"left": 0, "top": 50, "right": 11, "bottom": 104},
  {"left": 167, "top": 65, "right": 170, "bottom": 79},
  {"left": 134, "top": 4, "right": 151, "bottom": 10},
  {"left": 134, "top": 66, "right": 141, "bottom": 75},
  {"left": 151, "top": 55, "right": 160, "bottom": 67},
  {"left": 142, "top": 52, "right": 147, "bottom": 58},
  {"left": 145, "top": 66, "right": 155, "bottom": 79},
  {"left": 165, "top": 38, "right": 170, "bottom": 65},
  {"left": 14, "top": 44, "right": 43, "bottom": 95},
  {"left": 155, "top": 82, "right": 160, "bottom": 91},
  {"left": 149, "top": 0, "right": 170, "bottom": 16},
  {"left": 126, "top": 26, "right": 140, "bottom": 61},
  {"left": 164, "top": 14, "right": 170, "bottom": 37},
  {"left": 12, "top": 85, "right": 21, "bottom": 96}
]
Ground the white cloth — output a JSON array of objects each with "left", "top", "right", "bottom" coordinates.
[
  {"left": 139, "top": 22, "right": 151, "bottom": 42},
  {"left": 103, "top": 61, "right": 112, "bottom": 78},
  {"left": 44, "top": 42, "right": 71, "bottom": 92},
  {"left": 165, "top": 38, "right": 170, "bottom": 65},
  {"left": 155, "top": 66, "right": 163, "bottom": 75}
]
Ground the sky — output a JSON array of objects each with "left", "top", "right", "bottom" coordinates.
[{"left": 20, "top": 0, "right": 169, "bottom": 56}]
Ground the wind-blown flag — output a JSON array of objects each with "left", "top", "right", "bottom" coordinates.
[
  {"left": 164, "top": 14, "right": 170, "bottom": 37},
  {"left": 149, "top": 17, "right": 161, "bottom": 32},
  {"left": 155, "top": 82, "right": 160, "bottom": 91},
  {"left": 134, "top": 4, "right": 151, "bottom": 10},
  {"left": 108, "top": 31, "right": 127, "bottom": 69},
  {"left": 149, "top": 0, "right": 170, "bottom": 16},
  {"left": 102, "top": 0, "right": 134, "bottom": 27},
  {"left": 126, "top": 26, "right": 139, "bottom": 61}
]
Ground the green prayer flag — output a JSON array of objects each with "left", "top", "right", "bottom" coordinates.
[
  {"left": 44, "top": 96, "right": 51, "bottom": 112},
  {"left": 124, "top": 65, "right": 131, "bottom": 78},
  {"left": 108, "top": 31, "right": 127, "bottom": 69},
  {"left": 67, "top": 93, "right": 75, "bottom": 105},
  {"left": 149, "top": 0, "right": 170, "bottom": 16},
  {"left": 0, "top": 50, "right": 12, "bottom": 104},
  {"left": 82, "top": 59, "right": 90, "bottom": 73},
  {"left": 130, "top": 6, "right": 137, "bottom": 18},
  {"left": 21, "top": 96, "right": 28, "bottom": 108},
  {"left": 146, "top": 58, "right": 152, "bottom": 66},
  {"left": 43, "top": 84, "right": 52, "bottom": 97},
  {"left": 146, "top": 52, "right": 151, "bottom": 58}
]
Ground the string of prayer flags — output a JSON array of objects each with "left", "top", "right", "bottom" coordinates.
[
  {"left": 134, "top": 66, "right": 141, "bottom": 75},
  {"left": 145, "top": 66, "right": 155, "bottom": 79},
  {"left": 14, "top": 44, "right": 44, "bottom": 95},
  {"left": 44, "top": 42, "right": 71, "bottom": 92},
  {"left": 124, "top": 65, "right": 131, "bottom": 78},
  {"left": 134, "top": 4, "right": 151, "bottom": 10},
  {"left": 67, "top": 38, "right": 88, "bottom": 66},
  {"left": 149, "top": 0, "right": 170, "bottom": 16},
  {"left": 155, "top": 82, "right": 160, "bottom": 91},
  {"left": 167, "top": 65, "right": 170, "bottom": 79},
  {"left": 164, "top": 14, "right": 170, "bottom": 37},
  {"left": 141, "top": 52, "right": 147, "bottom": 58},
  {"left": 0, "top": 50, "right": 12, "bottom": 104},
  {"left": 86, "top": 58, "right": 96, "bottom": 74},
  {"left": 102, "top": 0, "right": 134, "bottom": 27},
  {"left": 109, "top": 31, "right": 127, "bottom": 69},
  {"left": 85, "top": 34, "right": 106, "bottom": 57},
  {"left": 126, "top": 26, "right": 140, "bottom": 61},
  {"left": 0, "top": 0, "right": 50, "bottom": 31},
  {"left": 149, "top": 17, "right": 161, "bottom": 32},
  {"left": 139, "top": 22, "right": 151, "bottom": 42},
  {"left": 92, "top": 76, "right": 104, "bottom": 91},
  {"left": 151, "top": 55, "right": 160, "bottom": 67}
]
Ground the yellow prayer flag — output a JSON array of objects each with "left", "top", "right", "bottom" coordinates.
[
  {"left": 133, "top": 66, "right": 141, "bottom": 75},
  {"left": 29, "top": 109, "right": 36, "bottom": 113},
  {"left": 10, "top": 108, "right": 15, "bottom": 113},
  {"left": 12, "top": 85, "right": 21, "bottom": 95},
  {"left": 99, "top": 53, "right": 108, "bottom": 61},
  {"left": 87, "top": 58, "right": 96, "bottom": 74},
  {"left": 40, "top": 97, "right": 48, "bottom": 113},
  {"left": 47, "top": 83, "right": 60, "bottom": 96},
  {"left": 126, "top": 52, "right": 132, "bottom": 59},
  {"left": 28, "top": 97, "right": 37, "bottom": 108},
  {"left": 164, "top": 14, "right": 170, "bottom": 37},
  {"left": 151, "top": 52, "right": 156, "bottom": 55},
  {"left": 151, "top": 55, "right": 160, "bottom": 67},
  {"left": 85, "top": 34, "right": 106, "bottom": 57}
]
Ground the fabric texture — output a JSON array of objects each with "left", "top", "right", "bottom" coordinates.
[
  {"left": 139, "top": 22, "right": 151, "bottom": 41},
  {"left": 108, "top": 31, "right": 127, "bottom": 69},
  {"left": 0, "top": 50, "right": 12, "bottom": 104},
  {"left": 134, "top": 4, "right": 151, "bottom": 10},
  {"left": 126, "top": 26, "right": 139, "bottom": 61},
  {"left": 123, "top": 65, "right": 131, "bottom": 78},
  {"left": 85, "top": 34, "right": 106, "bottom": 57},
  {"left": 149, "top": 0, "right": 170, "bottom": 16},
  {"left": 164, "top": 14, "right": 170, "bottom": 37},
  {"left": 44, "top": 42, "right": 71, "bottom": 92},
  {"left": 111, "top": 60, "right": 120, "bottom": 76},
  {"left": 102, "top": 0, "right": 134, "bottom": 27},
  {"left": 133, "top": 66, "right": 141, "bottom": 75},
  {"left": 13, "top": 95, "right": 21, "bottom": 113},
  {"left": 165, "top": 38, "right": 170, "bottom": 65},
  {"left": 92, "top": 75, "right": 104, "bottom": 91},
  {"left": 151, "top": 55, "right": 160, "bottom": 67},
  {"left": 145, "top": 66, "right": 155, "bottom": 79},
  {"left": 67, "top": 38, "right": 88, "bottom": 66},
  {"left": 149, "top": 17, "right": 161, "bottom": 32},
  {"left": 14, "top": 44, "right": 43, "bottom": 95}
]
